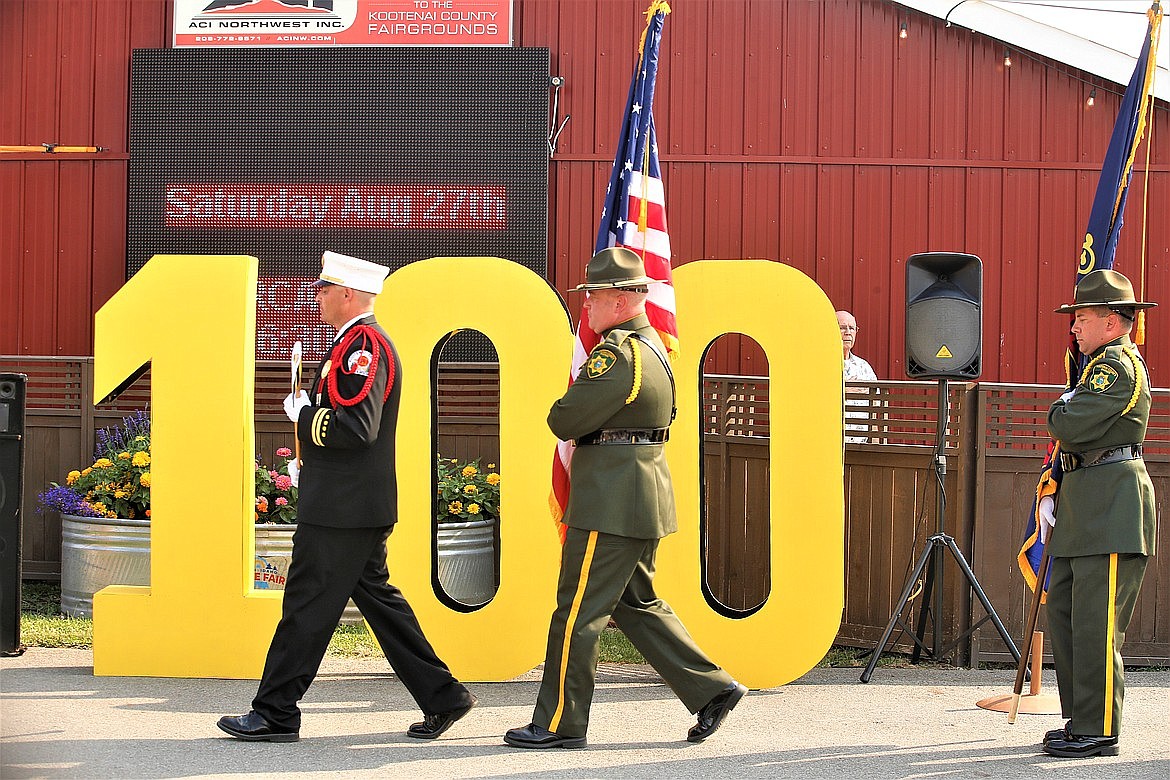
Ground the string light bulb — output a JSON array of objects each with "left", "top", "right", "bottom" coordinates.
[
  {"left": 899, "top": 22, "right": 908, "bottom": 39},
  {"left": 1086, "top": 88, "right": 1097, "bottom": 107},
  {"left": 1003, "top": 49, "right": 1012, "bottom": 67}
]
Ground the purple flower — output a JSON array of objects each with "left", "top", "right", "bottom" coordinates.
[{"left": 37, "top": 485, "right": 103, "bottom": 518}]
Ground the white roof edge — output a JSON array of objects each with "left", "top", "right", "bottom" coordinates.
[{"left": 895, "top": 0, "right": 1169, "bottom": 102}]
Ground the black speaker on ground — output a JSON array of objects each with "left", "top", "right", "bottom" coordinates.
[
  {"left": 0, "top": 373, "right": 27, "bottom": 655},
  {"left": 905, "top": 252, "right": 983, "bottom": 379}
]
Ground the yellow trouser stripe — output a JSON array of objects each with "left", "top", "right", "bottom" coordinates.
[
  {"left": 549, "top": 530, "right": 598, "bottom": 732},
  {"left": 1103, "top": 553, "right": 1118, "bottom": 734}
]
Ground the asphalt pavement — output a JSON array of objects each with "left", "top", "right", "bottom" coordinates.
[{"left": 2, "top": 648, "right": 1167, "bottom": 779}]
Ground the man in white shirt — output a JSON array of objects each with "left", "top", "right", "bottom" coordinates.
[{"left": 838, "top": 310, "right": 878, "bottom": 443}]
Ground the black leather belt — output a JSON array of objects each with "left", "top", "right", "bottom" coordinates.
[
  {"left": 576, "top": 428, "right": 669, "bottom": 446},
  {"left": 1060, "top": 444, "right": 1143, "bottom": 473}
]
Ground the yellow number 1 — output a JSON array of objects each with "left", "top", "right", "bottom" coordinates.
[{"left": 92, "top": 254, "right": 281, "bottom": 677}]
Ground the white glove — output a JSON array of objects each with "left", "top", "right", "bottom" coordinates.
[
  {"left": 283, "top": 390, "right": 310, "bottom": 422},
  {"left": 1059, "top": 390, "right": 1076, "bottom": 403},
  {"left": 1038, "top": 495, "right": 1056, "bottom": 544},
  {"left": 286, "top": 457, "right": 300, "bottom": 488}
]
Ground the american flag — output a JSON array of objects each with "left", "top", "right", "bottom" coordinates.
[
  {"left": 550, "top": 0, "right": 676, "bottom": 534},
  {"left": 1017, "top": 3, "right": 1162, "bottom": 594}
]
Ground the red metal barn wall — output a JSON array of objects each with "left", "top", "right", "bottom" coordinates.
[{"left": 3, "top": 0, "right": 1168, "bottom": 384}]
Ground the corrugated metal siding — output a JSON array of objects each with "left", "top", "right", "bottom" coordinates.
[
  {"left": 2, "top": 0, "right": 1167, "bottom": 383},
  {"left": 1, "top": 0, "right": 169, "bottom": 356},
  {"left": 531, "top": 0, "right": 1169, "bottom": 383}
]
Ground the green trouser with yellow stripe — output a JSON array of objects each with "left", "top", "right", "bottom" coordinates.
[
  {"left": 533, "top": 527, "right": 732, "bottom": 738},
  {"left": 1047, "top": 552, "right": 1148, "bottom": 737}
]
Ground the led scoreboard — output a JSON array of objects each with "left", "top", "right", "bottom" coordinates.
[{"left": 128, "top": 47, "right": 549, "bottom": 360}]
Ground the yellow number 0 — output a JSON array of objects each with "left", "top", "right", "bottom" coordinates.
[{"left": 92, "top": 255, "right": 842, "bottom": 689}]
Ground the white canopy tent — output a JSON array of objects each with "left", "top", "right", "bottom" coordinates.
[{"left": 897, "top": 0, "right": 1169, "bottom": 101}]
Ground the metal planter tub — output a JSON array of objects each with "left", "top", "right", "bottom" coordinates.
[
  {"left": 61, "top": 517, "right": 361, "bottom": 623},
  {"left": 436, "top": 517, "right": 498, "bottom": 607}
]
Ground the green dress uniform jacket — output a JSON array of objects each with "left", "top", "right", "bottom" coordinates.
[
  {"left": 1046, "top": 335, "right": 1156, "bottom": 557},
  {"left": 548, "top": 314, "right": 676, "bottom": 539},
  {"left": 532, "top": 313, "right": 732, "bottom": 739},
  {"left": 1044, "top": 334, "right": 1155, "bottom": 739}
]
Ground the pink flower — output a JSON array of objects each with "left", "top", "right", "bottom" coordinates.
[
  {"left": 276, "top": 447, "right": 292, "bottom": 458},
  {"left": 275, "top": 497, "right": 288, "bottom": 506},
  {"left": 269, "top": 470, "right": 278, "bottom": 479},
  {"left": 275, "top": 475, "right": 292, "bottom": 491}
]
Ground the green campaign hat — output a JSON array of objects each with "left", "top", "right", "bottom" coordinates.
[
  {"left": 1054, "top": 269, "right": 1156, "bottom": 314},
  {"left": 573, "top": 247, "right": 655, "bottom": 291}
]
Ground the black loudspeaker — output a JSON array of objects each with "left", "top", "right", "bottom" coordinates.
[
  {"left": 0, "top": 373, "right": 27, "bottom": 655},
  {"left": 905, "top": 252, "right": 983, "bottom": 379}
]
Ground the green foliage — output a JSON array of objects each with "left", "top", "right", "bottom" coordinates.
[{"left": 435, "top": 455, "right": 501, "bottom": 523}]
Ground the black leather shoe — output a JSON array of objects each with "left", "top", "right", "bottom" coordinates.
[
  {"left": 1043, "top": 734, "right": 1119, "bottom": 758},
  {"left": 687, "top": 682, "right": 748, "bottom": 743},
  {"left": 503, "top": 722, "right": 587, "bottom": 749},
  {"left": 1043, "top": 722, "right": 1071, "bottom": 745},
  {"left": 407, "top": 694, "right": 477, "bottom": 739},
  {"left": 217, "top": 711, "right": 299, "bottom": 742}
]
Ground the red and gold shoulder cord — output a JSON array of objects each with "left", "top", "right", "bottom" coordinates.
[{"left": 318, "top": 325, "right": 396, "bottom": 407}]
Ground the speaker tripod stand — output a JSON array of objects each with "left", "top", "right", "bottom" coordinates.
[{"left": 860, "top": 378, "right": 1022, "bottom": 683}]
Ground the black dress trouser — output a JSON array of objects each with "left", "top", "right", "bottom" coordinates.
[{"left": 253, "top": 522, "right": 469, "bottom": 730}]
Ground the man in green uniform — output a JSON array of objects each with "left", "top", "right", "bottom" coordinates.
[
  {"left": 1041, "top": 269, "right": 1157, "bottom": 758},
  {"left": 504, "top": 248, "right": 746, "bottom": 749}
]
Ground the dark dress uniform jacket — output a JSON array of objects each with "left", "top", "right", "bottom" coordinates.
[
  {"left": 548, "top": 313, "right": 676, "bottom": 539},
  {"left": 1046, "top": 335, "right": 1156, "bottom": 557},
  {"left": 297, "top": 314, "right": 401, "bottom": 528}
]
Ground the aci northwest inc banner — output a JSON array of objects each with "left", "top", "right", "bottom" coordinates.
[{"left": 173, "top": 0, "right": 512, "bottom": 47}]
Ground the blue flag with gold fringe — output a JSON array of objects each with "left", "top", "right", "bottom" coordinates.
[{"left": 1017, "top": 3, "right": 1163, "bottom": 595}]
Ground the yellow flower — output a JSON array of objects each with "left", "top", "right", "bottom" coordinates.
[
  {"left": 66, "top": 470, "right": 81, "bottom": 485},
  {"left": 115, "top": 489, "right": 127, "bottom": 499},
  {"left": 486, "top": 473, "right": 501, "bottom": 486},
  {"left": 139, "top": 472, "right": 151, "bottom": 488},
  {"left": 447, "top": 500, "right": 463, "bottom": 514},
  {"left": 131, "top": 451, "right": 150, "bottom": 467},
  {"left": 463, "top": 484, "right": 478, "bottom": 495},
  {"left": 91, "top": 502, "right": 108, "bottom": 514},
  {"left": 81, "top": 467, "right": 93, "bottom": 476},
  {"left": 488, "top": 463, "right": 496, "bottom": 469},
  {"left": 118, "top": 452, "right": 131, "bottom": 460},
  {"left": 106, "top": 510, "right": 117, "bottom": 519},
  {"left": 467, "top": 503, "right": 481, "bottom": 515},
  {"left": 134, "top": 435, "right": 146, "bottom": 442},
  {"left": 94, "top": 458, "right": 114, "bottom": 468},
  {"left": 462, "top": 465, "right": 478, "bottom": 477}
]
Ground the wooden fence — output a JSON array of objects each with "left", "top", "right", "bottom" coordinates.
[{"left": 6, "top": 356, "right": 1168, "bottom": 665}]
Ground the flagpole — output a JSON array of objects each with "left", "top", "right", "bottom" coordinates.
[{"left": 1008, "top": 551, "right": 1050, "bottom": 723}]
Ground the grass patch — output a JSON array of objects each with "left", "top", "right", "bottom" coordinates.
[
  {"left": 19, "top": 582, "right": 93, "bottom": 648},
  {"left": 16, "top": 583, "right": 646, "bottom": 663},
  {"left": 599, "top": 627, "right": 645, "bottom": 664}
]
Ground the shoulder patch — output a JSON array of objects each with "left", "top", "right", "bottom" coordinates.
[
  {"left": 1087, "top": 363, "right": 1118, "bottom": 393},
  {"left": 586, "top": 349, "right": 618, "bottom": 378},
  {"left": 347, "top": 349, "right": 374, "bottom": 377}
]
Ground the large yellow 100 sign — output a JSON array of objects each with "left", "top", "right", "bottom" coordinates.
[{"left": 92, "top": 254, "right": 843, "bottom": 689}]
